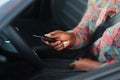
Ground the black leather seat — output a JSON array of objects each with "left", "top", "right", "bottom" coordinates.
[
  {"left": 51, "top": 0, "right": 88, "bottom": 29},
  {"left": 30, "top": 0, "right": 88, "bottom": 80}
]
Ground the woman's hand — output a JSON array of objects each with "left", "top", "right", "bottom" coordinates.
[
  {"left": 43, "top": 30, "right": 76, "bottom": 51},
  {"left": 69, "top": 58, "right": 103, "bottom": 71}
]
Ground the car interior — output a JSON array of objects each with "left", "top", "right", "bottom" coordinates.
[{"left": 0, "top": 0, "right": 120, "bottom": 80}]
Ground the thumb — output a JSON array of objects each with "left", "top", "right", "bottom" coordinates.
[{"left": 44, "top": 33, "right": 58, "bottom": 39}]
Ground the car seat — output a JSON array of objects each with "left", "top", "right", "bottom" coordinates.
[{"left": 51, "top": 0, "right": 88, "bottom": 29}]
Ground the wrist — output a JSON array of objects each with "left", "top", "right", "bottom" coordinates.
[{"left": 68, "top": 32, "right": 76, "bottom": 48}]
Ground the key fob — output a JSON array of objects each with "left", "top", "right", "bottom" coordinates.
[
  {"left": 41, "top": 36, "right": 56, "bottom": 43},
  {"left": 33, "top": 35, "right": 56, "bottom": 43}
]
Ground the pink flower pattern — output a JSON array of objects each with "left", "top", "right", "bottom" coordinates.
[{"left": 71, "top": 0, "right": 120, "bottom": 62}]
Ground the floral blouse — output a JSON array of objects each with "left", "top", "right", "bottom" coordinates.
[{"left": 71, "top": 0, "right": 120, "bottom": 63}]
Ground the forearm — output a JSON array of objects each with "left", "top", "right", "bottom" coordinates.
[{"left": 68, "top": 1, "right": 94, "bottom": 49}]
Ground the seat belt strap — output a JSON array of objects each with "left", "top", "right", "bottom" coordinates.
[
  {"left": 90, "top": 13, "right": 120, "bottom": 45},
  {"left": 76, "top": 13, "right": 120, "bottom": 59}
]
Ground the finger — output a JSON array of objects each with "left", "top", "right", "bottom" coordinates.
[
  {"left": 55, "top": 41, "right": 70, "bottom": 51},
  {"left": 44, "top": 41, "right": 50, "bottom": 45},
  {"left": 54, "top": 43, "right": 64, "bottom": 51},
  {"left": 45, "top": 30, "right": 64, "bottom": 39},
  {"left": 54, "top": 41, "right": 70, "bottom": 51},
  {"left": 49, "top": 41, "right": 61, "bottom": 47},
  {"left": 48, "top": 30, "right": 61, "bottom": 36},
  {"left": 43, "top": 40, "right": 59, "bottom": 47},
  {"left": 63, "top": 41, "right": 70, "bottom": 48},
  {"left": 45, "top": 32, "right": 59, "bottom": 39}
]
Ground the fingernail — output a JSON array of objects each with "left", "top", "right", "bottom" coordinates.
[{"left": 45, "top": 34, "right": 51, "bottom": 37}]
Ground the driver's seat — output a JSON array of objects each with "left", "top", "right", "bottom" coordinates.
[
  {"left": 2, "top": 0, "right": 88, "bottom": 80},
  {"left": 29, "top": 0, "right": 88, "bottom": 80}
]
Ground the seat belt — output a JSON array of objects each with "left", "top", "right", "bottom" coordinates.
[
  {"left": 88, "top": 13, "right": 120, "bottom": 47},
  {"left": 79, "top": 13, "right": 120, "bottom": 59}
]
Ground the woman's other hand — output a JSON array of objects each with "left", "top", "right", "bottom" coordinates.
[{"left": 69, "top": 58, "right": 103, "bottom": 71}]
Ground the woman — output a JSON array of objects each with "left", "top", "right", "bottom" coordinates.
[{"left": 43, "top": 0, "right": 120, "bottom": 71}]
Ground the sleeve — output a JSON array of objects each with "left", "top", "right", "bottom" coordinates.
[
  {"left": 100, "top": 59, "right": 117, "bottom": 68},
  {"left": 68, "top": 0, "right": 96, "bottom": 49}
]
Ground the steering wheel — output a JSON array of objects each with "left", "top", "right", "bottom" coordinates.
[
  {"left": 3, "top": 26, "right": 43, "bottom": 69},
  {"left": 0, "top": 0, "right": 43, "bottom": 69}
]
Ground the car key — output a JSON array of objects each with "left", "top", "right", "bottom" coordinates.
[{"left": 33, "top": 35, "right": 56, "bottom": 43}]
